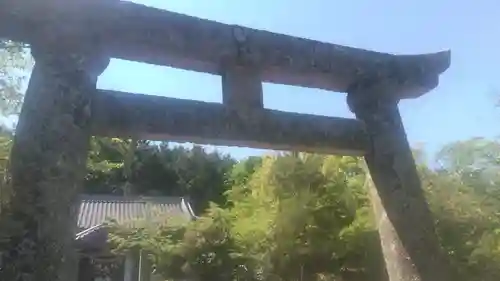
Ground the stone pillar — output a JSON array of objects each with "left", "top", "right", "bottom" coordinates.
[
  {"left": 365, "top": 169, "right": 419, "bottom": 281},
  {"left": 221, "top": 65, "right": 263, "bottom": 109},
  {"left": 138, "top": 250, "right": 152, "bottom": 281},
  {"left": 79, "top": 256, "right": 95, "bottom": 281},
  {"left": 124, "top": 250, "right": 140, "bottom": 281},
  {"left": 347, "top": 87, "right": 455, "bottom": 281},
  {"left": 0, "top": 28, "right": 109, "bottom": 280}
]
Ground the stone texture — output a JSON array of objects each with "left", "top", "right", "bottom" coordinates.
[
  {"left": 0, "top": 0, "right": 450, "bottom": 99},
  {"left": 138, "top": 250, "right": 152, "bottom": 281},
  {"left": 222, "top": 65, "right": 263, "bottom": 109},
  {"left": 365, "top": 170, "right": 420, "bottom": 281},
  {"left": 0, "top": 28, "right": 109, "bottom": 280},
  {"left": 91, "top": 90, "right": 369, "bottom": 156},
  {"left": 124, "top": 250, "right": 140, "bottom": 281},
  {"left": 78, "top": 257, "right": 95, "bottom": 281},
  {"left": 347, "top": 88, "right": 456, "bottom": 281}
]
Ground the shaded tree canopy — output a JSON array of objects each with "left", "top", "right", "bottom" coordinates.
[{"left": 85, "top": 138, "right": 236, "bottom": 213}]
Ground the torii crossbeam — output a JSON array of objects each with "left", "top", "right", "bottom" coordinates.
[{"left": 0, "top": 1, "right": 453, "bottom": 280}]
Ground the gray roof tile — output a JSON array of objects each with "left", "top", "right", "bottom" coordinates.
[{"left": 77, "top": 195, "right": 195, "bottom": 229}]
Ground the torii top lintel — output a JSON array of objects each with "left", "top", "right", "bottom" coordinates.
[{"left": 0, "top": 0, "right": 450, "bottom": 99}]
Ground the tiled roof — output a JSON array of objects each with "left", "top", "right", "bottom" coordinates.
[{"left": 77, "top": 194, "right": 195, "bottom": 230}]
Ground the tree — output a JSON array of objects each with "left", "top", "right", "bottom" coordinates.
[
  {"left": 424, "top": 172, "right": 500, "bottom": 280},
  {"left": 108, "top": 144, "right": 500, "bottom": 281},
  {"left": 109, "top": 203, "right": 256, "bottom": 281},
  {"left": 227, "top": 156, "right": 263, "bottom": 186},
  {"left": 0, "top": 39, "right": 31, "bottom": 170},
  {"left": 158, "top": 145, "right": 235, "bottom": 212},
  {"left": 84, "top": 137, "right": 129, "bottom": 194},
  {"left": 0, "top": 40, "right": 31, "bottom": 207},
  {"left": 83, "top": 140, "right": 236, "bottom": 213},
  {"left": 435, "top": 138, "right": 500, "bottom": 212},
  {"left": 224, "top": 156, "right": 263, "bottom": 204},
  {"left": 0, "top": 129, "right": 13, "bottom": 207},
  {"left": 226, "top": 154, "right": 383, "bottom": 281},
  {"left": 108, "top": 153, "right": 384, "bottom": 281},
  {"left": 0, "top": 40, "right": 31, "bottom": 117}
]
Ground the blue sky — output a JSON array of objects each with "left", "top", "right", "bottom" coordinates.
[{"left": 97, "top": 0, "right": 500, "bottom": 160}]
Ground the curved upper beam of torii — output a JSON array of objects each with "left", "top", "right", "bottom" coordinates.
[{"left": 0, "top": 0, "right": 449, "bottom": 100}]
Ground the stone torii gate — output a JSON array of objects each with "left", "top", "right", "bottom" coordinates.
[{"left": 0, "top": 1, "right": 454, "bottom": 280}]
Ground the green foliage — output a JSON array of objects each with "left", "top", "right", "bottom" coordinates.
[
  {"left": 0, "top": 130, "right": 13, "bottom": 207},
  {"left": 0, "top": 40, "right": 31, "bottom": 116},
  {"left": 427, "top": 138, "right": 500, "bottom": 280},
  {"left": 109, "top": 154, "right": 385, "bottom": 281},
  {"left": 108, "top": 143, "right": 500, "bottom": 281},
  {"left": 0, "top": 39, "right": 30, "bottom": 195},
  {"left": 0, "top": 130, "right": 12, "bottom": 176},
  {"left": 109, "top": 204, "right": 256, "bottom": 281},
  {"left": 84, "top": 140, "right": 235, "bottom": 212},
  {"left": 84, "top": 137, "right": 128, "bottom": 194},
  {"left": 0, "top": 39, "right": 29, "bottom": 213},
  {"left": 228, "top": 154, "right": 382, "bottom": 281}
]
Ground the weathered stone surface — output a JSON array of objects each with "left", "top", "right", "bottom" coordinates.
[
  {"left": 78, "top": 257, "right": 95, "bottom": 281},
  {"left": 0, "top": 0, "right": 450, "bottom": 99},
  {"left": 365, "top": 170, "right": 420, "bottom": 281},
  {"left": 138, "top": 250, "right": 152, "bottom": 281},
  {"left": 222, "top": 65, "right": 263, "bottom": 109},
  {"left": 347, "top": 88, "right": 455, "bottom": 281},
  {"left": 0, "top": 29, "right": 109, "bottom": 280},
  {"left": 124, "top": 250, "right": 140, "bottom": 281},
  {"left": 91, "top": 90, "right": 369, "bottom": 156}
]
